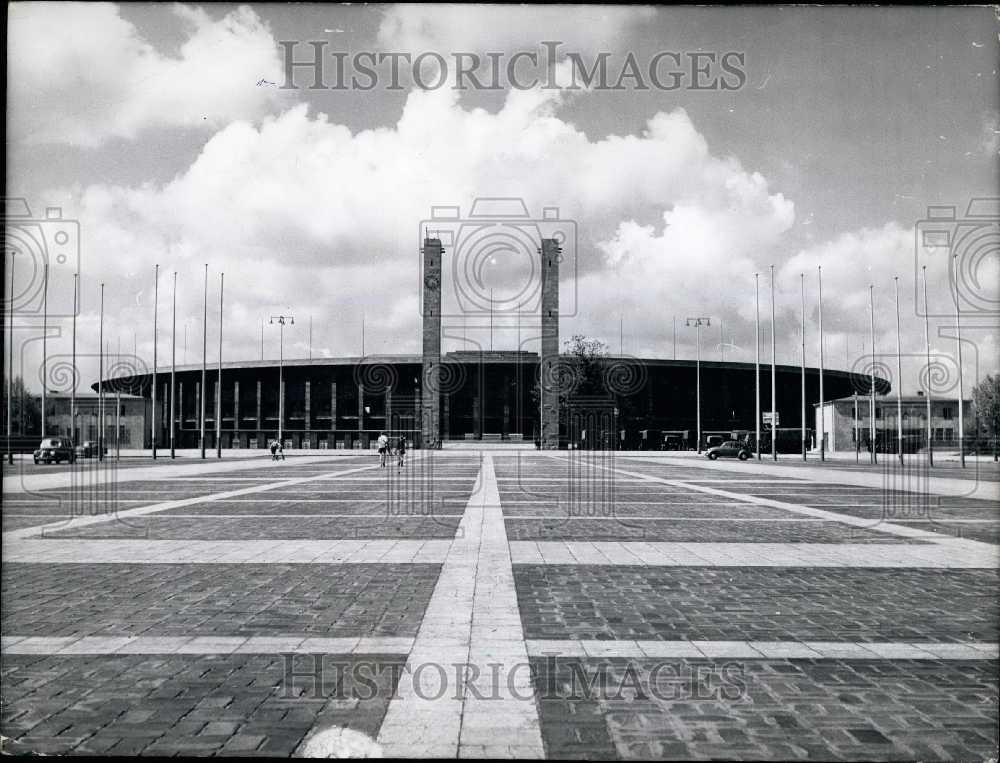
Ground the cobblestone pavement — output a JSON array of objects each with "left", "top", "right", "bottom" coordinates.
[{"left": 2, "top": 450, "right": 998, "bottom": 758}]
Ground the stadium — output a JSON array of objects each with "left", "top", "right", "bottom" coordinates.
[{"left": 92, "top": 351, "right": 871, "bottom": 451}]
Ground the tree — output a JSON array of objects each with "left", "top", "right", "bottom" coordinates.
[
  {"left": 1, "top": 376, "right": 41, "bottom": 435},
  {"left": 971, "top": 374, "right": 999, "bottom": 458}
]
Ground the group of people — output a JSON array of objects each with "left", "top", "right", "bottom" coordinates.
[
  {"left": 267, "top": 434, "right": 405, "bottom": 466},
  {"left": 375, "top": 432, "right": 406, "bottom": 468}
]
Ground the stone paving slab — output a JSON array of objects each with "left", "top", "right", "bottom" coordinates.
[
  {"left": 37, "top": 515, "right": 463, "bottom": 540},
  {"left": 513, "top": 566, "right": 998, "bottom": 643},
  {"left": 509, "top": 540, "right": 1000, "bottom": 567},
  {"left": 2, "top": 563, "right": 440, "bottom": 639},
  {"left": 1, "top": 538, "right": 454, "bottom": 563},
  {"left": 524, "top": 639, "right": 1000, "bottom": 660},
  {"left": 0, "top": 653, "right": 403, "bottom": 756},
  {"left": 155, "top": 500, "right": 468, "bottom": 516},
  {"left": 500, "top": 503, "right": 802, "bottom": 518},
  {"left": 506, "top": 518, "right": 922, "bottom": 543},
  {"left": 530, "top": 656, "right": 999, "bottom": 760}
]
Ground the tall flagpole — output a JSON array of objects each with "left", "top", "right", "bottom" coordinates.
[
  {"left": 800, "top": 273, "right": 806, "bottom": 461},
  {"left": 71, "top": 273, "right": 78, "bottom": 447},
  {"left": 954, "top": 252, "right": 966, "bottom": 468},
  {"left": 152, "top": 264, "right": 159, "bottom": 459},
  {"left": 200, "top": 264, "right": 207, "bottom": 459},
  {"left": 869, "top": 284, "right": 877, "bottom": 465},
  {"left": 98, "top": 283, "right": 105, "bottom": 462},
  {"left": 894, "top": 276, "right": 904, "bottom": 465},
  {"left": 818, "top": 265, "right": 825, "bottom": 461},
  {"left": 754, "top": 273, "right": 761, "bottom": 460},
  {"left": 41, "top": 264, "right": 48, "bottom": 436},
  {"left": 770, "top": 265, "right": 777, "bottom": 461},
  {"left": 216, "top": 273, "right": 224, "bottom": 459},
  {"left": 922, "top": 266, "right": 933, "bottom": 466},
  {"left": 6, "top": 252, "right": 16, "bottom": 464},
  {"left": 170, "top": 271, "right": 177, "bottom": 459}
]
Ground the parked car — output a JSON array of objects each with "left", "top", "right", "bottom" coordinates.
[
  {"left": 33, "top": 437, "right": 76, "bottom": 464},
  {"left": 74, "top": 440, "right": 105, "bottom": 458},
  {"left": 706, "top": 440, "right": 751, "bottom": 461}
]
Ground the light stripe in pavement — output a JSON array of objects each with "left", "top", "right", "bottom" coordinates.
[
  {"left": 0, "top": 635, "right": 414, "bottom": 655},
  {"left": 509, "top": 541, "right": 999, "bottom": 567},
  {"left": 523, "top": 639, "right": 999, "bottom": 660}
]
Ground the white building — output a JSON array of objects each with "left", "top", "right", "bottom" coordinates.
[{"left": 814, "top": 393, "right": 972, "bottom": 453}]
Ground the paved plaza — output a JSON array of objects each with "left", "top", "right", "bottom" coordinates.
[{"left": 2, "top": 451, "right": 998, "bottom": 758}]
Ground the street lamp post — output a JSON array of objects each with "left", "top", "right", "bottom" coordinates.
[
  {"left": 770, "top": 265, "right": 777, "bottom": 462},
  {"left": 800, "top": 273, "right": 806, "bottom": 462},
  {"left": 894, "top": 276, "right": 904, "bottom": 466},
  {"left": 269, "top": 315, "right": 294, "bottom": 447},
  {"left": 686, "top": 317, "right": 711, "bottom": 453}
]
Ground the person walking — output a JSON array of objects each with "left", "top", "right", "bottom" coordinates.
[
  {"left": 376, "top": 431, "right": 389, "bottom": 468},
  {"left": 396, "top": 435, "right": 406, "bottom": 469},
  {"left": 278, "top": 439, "right": 285, "bottom": 461},
  {"left": 269, "top": 439, "right": 278, "bottom": 461}
]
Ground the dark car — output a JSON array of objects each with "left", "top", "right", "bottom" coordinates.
[
  {"left": 74, "top": 440, "right": 105, "bottom": 458},
  {"left": 33, "top": 437, "right": 76, "bottom": 464},
  {"left": 706, "top": 440, "right": 751, "bottom": 461}
]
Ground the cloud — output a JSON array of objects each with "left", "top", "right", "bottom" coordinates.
[
  {"left": 8, "top": 3, "right": 286, "bottom": 147},
  {"left": 377, "top": 4, "right": 656, "bottom": 56}
]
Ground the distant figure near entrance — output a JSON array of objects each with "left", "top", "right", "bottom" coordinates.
[
  {"left": 396, "top": 436, "right": 406, "bottom": 469},
  {"left": 377, "top": 432, "right": 389, "bottom": 467}
]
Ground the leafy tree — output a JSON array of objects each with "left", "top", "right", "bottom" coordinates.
[
  {"left": 1, "top": 376, "right": 41, "bottom": 434},
  {"left": 971, "top": 374, "right": 999, "bottom": 457}
]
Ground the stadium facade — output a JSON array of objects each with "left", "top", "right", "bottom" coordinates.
[
  {"left": 91, "top": 236, "right": 887, "bottom": 450},
  {"left": 92, "top": 352, "right": 872, "bottom": 451}
]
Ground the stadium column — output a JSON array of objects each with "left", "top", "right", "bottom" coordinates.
[
  {"left": 421, "top": 237, "right": 443, "bottom": 449},
  {"left": 540, "top": 238, "right": 560, "bottom": 449}
]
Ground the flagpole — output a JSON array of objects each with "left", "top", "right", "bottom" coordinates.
[
  {"left": 818, "top": 265, "right": 825, "bottom": 461},
  {"left": 869, "top": 284, "right": 877, "bottom": 465},
  {"left": 98, "top": 283, "right": 105, "bottom": 462},
  {"left": 152, "top": 263, "right": 159, "bottom": 459},
  {"left": 922, "top": 266, "right": 933, "bottom": 466},
  {"left": 41, "top": 264, "right": 48, "bottom": 436},
  {"left": 216, "top": 273, "right": 224, "bottom": 458},
  {"left": 71, "top": 272, "right": 78, "bottom": 448},
  {"left": 170, "top": 271, "right": 177, "bottom": 459},
  {"left": 755, "top": 273, "right": 761, "bottom": 460},
  {"left": 200, "top": 264, "right": 207, "bottom": 459}
]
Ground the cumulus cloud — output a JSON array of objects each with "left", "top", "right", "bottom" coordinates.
[
  {"left": 25, "top": 76, "right": 802, "bottom": 390},
  {"left": 8, "top": 2, "right": 286, "bottom": 146}
]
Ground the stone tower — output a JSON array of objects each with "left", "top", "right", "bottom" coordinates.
[
  {"left": 540, "top": 238, "right": 560, "bottom": 449},
  {"left": 421, "top": 238, "right": 443, "bottom": 448}
]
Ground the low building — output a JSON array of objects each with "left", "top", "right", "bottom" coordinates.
[
  {"left": 814, "top": 393, "right": 972, "bottom": 453},
  {"left": 44, "top": 392, "right": 149, "bottom": 448}
]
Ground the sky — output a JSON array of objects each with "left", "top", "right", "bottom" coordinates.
[{"left": 6, "top": 3, "right": 999, "bottom": 398}]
